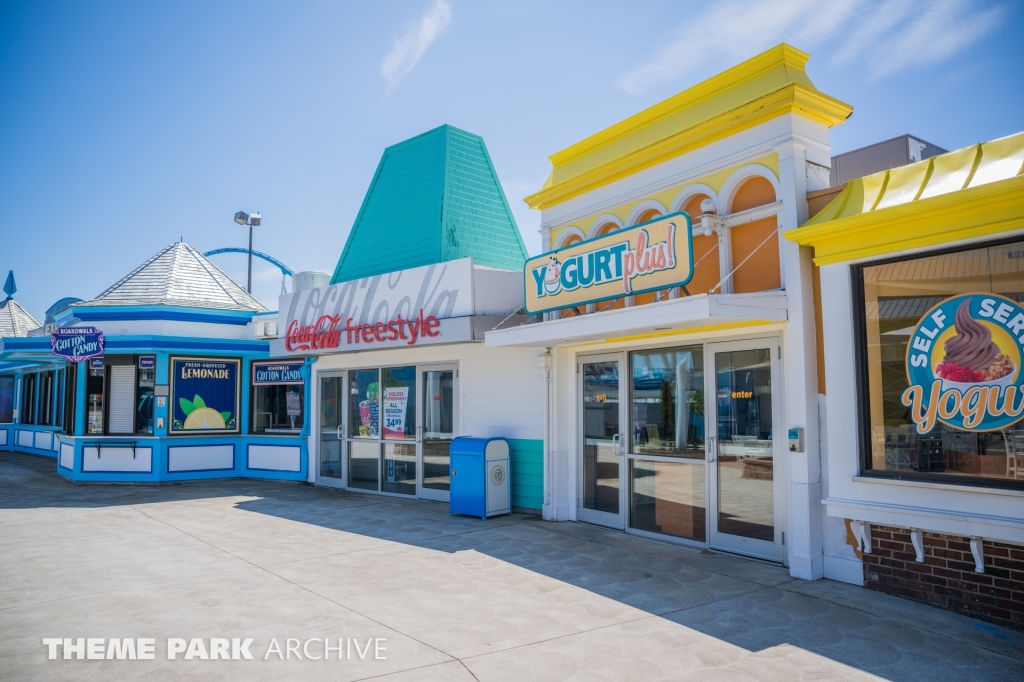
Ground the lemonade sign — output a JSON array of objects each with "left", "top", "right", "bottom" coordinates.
[
  {"left": 903, "top": 293, "right": 1024, "bottom": 433},
  {"left": 169, "top": 358, "right": 240, "bottom": 434}
]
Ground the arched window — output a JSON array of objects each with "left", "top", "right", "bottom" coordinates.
[
  {"left": 634, "top": 208, "right": 663, "bottom": 225},
  {"left": 554, "top": 226, "right": 585, "bottom": 249},
  {"left": 595, "top": 222, "right": 619, "bottom": 236},
  {"left": 730, "top": 176, "right": 776, "bottom": 213}
]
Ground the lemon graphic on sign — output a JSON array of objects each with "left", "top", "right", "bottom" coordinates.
[
  {"left": 178, "top": 394, "right": 231, "bottom": 431},
  {"left": 184, "top": 407, "right": 226, "bottom": 429}
]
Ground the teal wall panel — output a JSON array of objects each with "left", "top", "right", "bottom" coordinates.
[{"left": 508, "top": 438, "right": 543, "bottom": 512}]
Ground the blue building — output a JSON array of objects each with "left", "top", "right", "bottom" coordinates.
[{"left": 0, "top": 243, "right": 310, "bottom": 482}]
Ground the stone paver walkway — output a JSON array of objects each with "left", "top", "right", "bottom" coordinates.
[{"left": 1, "top": 451, "right": 1022, "bottom": 681}]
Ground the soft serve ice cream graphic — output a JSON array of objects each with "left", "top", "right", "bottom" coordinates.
[
  {"left": 543, "top": 257, "right": 562, "bottom": 296},
  {"left": 935, "top": 300, "right": 1015, "bottom": 390}
]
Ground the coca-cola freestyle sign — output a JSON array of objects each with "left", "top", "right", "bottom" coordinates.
[
  {"left": 51, "top": 327, "right": 104, "bottom": 362},
  {"left": 279, "top": 260, "right": 473, "bottom": 356}
]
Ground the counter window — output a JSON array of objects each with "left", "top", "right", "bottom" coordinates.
[
  {"left": 38, "top": 371, "right": 54, "bottom": 426},
  {"left": 21, "top": 373, "right": 36, "bottom": 424},
  {"left": 62, "top": 366, "right": 77, "bottom": 434},
  {"left": 87, "top": 361, "right": 104, "bottom": 434},
  {"left": 0, "top": 375, "right": 14, "bottom": 423},
  {"left": 856, "top": 238, "right": 1024, "bottom": 488},
  {"left": 136, "top": 357, "right": 155, "bottom": 435},
  {"left": 251, "top": 361, "right": 305, "bottom": 434}
]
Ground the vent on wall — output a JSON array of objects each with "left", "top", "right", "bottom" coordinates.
[{"left": 255, "top": 320, "right": 279, "bottom": 339}]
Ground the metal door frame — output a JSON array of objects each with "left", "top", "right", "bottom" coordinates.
[
  {"left": 315, "top": 369, "right": 347, "bottom": 489},
  {"left": 704, "top": 336, "right": 786, "bottom": 562},
  {"left": 577, "top": 351, "right": 627, "bottom": 529},
  {"left": 417, "top": 363, "right": 459, "bottom": 502}
]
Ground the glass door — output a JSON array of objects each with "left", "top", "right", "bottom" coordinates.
[
  {"left": 317, "top": 372, "right": 346, "bottom": 487},
  {"left": 578, "top": 353, "right": 626, "bottom": 529},
  {"left": 419, "top": 365, "right": 457, "bottom": 502},
  {"left": 345, "top": 366, "right": 419, "bottom": 496},
  {"left": 705, "top": 338, "right": 784, "bottom": 561}
]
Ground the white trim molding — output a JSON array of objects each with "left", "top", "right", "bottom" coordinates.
[
  {"left": 625, "top": 199, "right": 668, "bottom": 226},
  {"left": 554, "top": 226, "right": 586, "bottom": 248},
  {"left": 586, "top": 214, "right": 623, "bottom": 238},
  {"left": 719, "top": 164, "right": 781, "bottom": 216},
  {"left": 670, "top": 184, "right": 719, "bottom": 215}
]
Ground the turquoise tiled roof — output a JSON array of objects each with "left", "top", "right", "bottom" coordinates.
[{"left": 331, "top": 125, "right": 528, "bottom": 283}]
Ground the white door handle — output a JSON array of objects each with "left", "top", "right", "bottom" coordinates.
[
  {"left": 706, "top": 436, "right": 716, "bottom": 463},
  {"left": 612, "top": 433, "right": 622, "bottom": 457}
]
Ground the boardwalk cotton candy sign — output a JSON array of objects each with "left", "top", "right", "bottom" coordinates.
[
  {"left": 903, "top": 293, "right": 1024, "bottom": 433},
  {"left": 51, "top": 327, "right": 104, "bottom": 362},
  {"left": 524, "top": 212, "right": 693, "bottom": 315}
]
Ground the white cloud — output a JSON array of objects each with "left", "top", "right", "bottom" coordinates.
[
  {"left": 617, "top": 0, "right": 1005, "bottom": 95},
  {"left": 381, "top": 0, "right": 453, "bottom": 93}
]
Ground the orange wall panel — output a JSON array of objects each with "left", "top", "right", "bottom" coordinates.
[
  {"left": 730, "top": 217, "right": 780, "bottom": 293},
  {"left": 731, "top": 177, "right": 776, "bottom": 213}
]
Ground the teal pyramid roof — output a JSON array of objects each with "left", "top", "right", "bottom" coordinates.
[{"left": 331, "top": 125, "right": 528, "bottom": 283}]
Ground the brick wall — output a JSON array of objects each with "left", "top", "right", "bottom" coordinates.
[{"left": 863, "top": 525, "right": 1024, "bottom": 631}]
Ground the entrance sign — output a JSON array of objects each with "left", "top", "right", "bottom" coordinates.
[
  {"left": 169, "top": 357, "right": 241, "bottom": 434},
  {"left": 903, "top": 293, "right": 1024, "bottom": 432},
  {"left": 51, "top": 327, "right": 104, "bottom": 362},
  {"left": 253, "top": 361, "right": 304, "bottom": 385},
  {"left": 524, "top": 212, "right": 693, "bottom": 315}
]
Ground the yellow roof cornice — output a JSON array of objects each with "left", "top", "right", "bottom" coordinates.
[{"left": 525, "top": 44, "right": 852, "bottom": 211}]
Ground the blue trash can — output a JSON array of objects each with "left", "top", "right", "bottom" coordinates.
[{"left": 450, "top": 437, "right": 511, "bottom": 519}]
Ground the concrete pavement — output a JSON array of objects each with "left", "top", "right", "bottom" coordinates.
[{"left": 1, "top": 450, "right": 1022, "bottom": 681}]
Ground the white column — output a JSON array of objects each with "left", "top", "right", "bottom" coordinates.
[
  {"left": 716, "top": 226, "right": 734, "bottom": 295},
  {"left": 774, "top": 139, "right": 823, "bottom": 580}
]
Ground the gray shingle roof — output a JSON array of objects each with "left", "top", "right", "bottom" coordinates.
[
  {"left": 77, "top": 242, "right": 267, "bottom": 312},
  {"left": 0, "top": 298, "right": 41, "bottom": 337}
]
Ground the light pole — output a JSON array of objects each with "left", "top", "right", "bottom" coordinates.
[{"left": 233, "top": 211, "right": 261, "bottom": 293}]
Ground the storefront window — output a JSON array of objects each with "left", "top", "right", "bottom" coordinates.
[
  {"left": 629, "top": 346, "right": 707, "bottom": 542},
  {"left": 0, "top": 375, "right": 13, "bottom": 423},
  {"left": 349, "top": 440, "right": 379, "bottom": 490},
  {"left": 349, "top": 369, "right": 380, "bottom": 438},
  {"left": 631, "top": 347, "right": 705, "bottom": 457},
  {"left": 382, "top": 366, "right": 416, "bottom": 440},
  {"left": 857, "top": 238, "right": 1024, "bottom": 487},
  {"left": 251, "top": 361, "right": 304, "bottom": 434},
  {"left": 630, "top": 459, "right": 706, "bottom": 541},
  {"left": 383, "top": 443, "right": 416, "bottom": 494}
]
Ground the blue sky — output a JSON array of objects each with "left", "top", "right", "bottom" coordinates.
[{"left": 2, "top": 0, "right": 1022, "bottom": 320}]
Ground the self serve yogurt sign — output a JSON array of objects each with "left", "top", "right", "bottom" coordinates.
[
  {"left": 903, "top": 293, "right": 1024, "bottom": 433},
  {"left": 50, "top": 327, "right": 104, "bottom": 362}
]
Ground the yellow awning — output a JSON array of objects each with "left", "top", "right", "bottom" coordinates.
[{"left": 788, "top": 131, "right": 1024, "bottom": 265}]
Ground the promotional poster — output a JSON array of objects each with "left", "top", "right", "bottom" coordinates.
[{"left": 170, "top": 358, "right": 241, "bottom": 434}]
